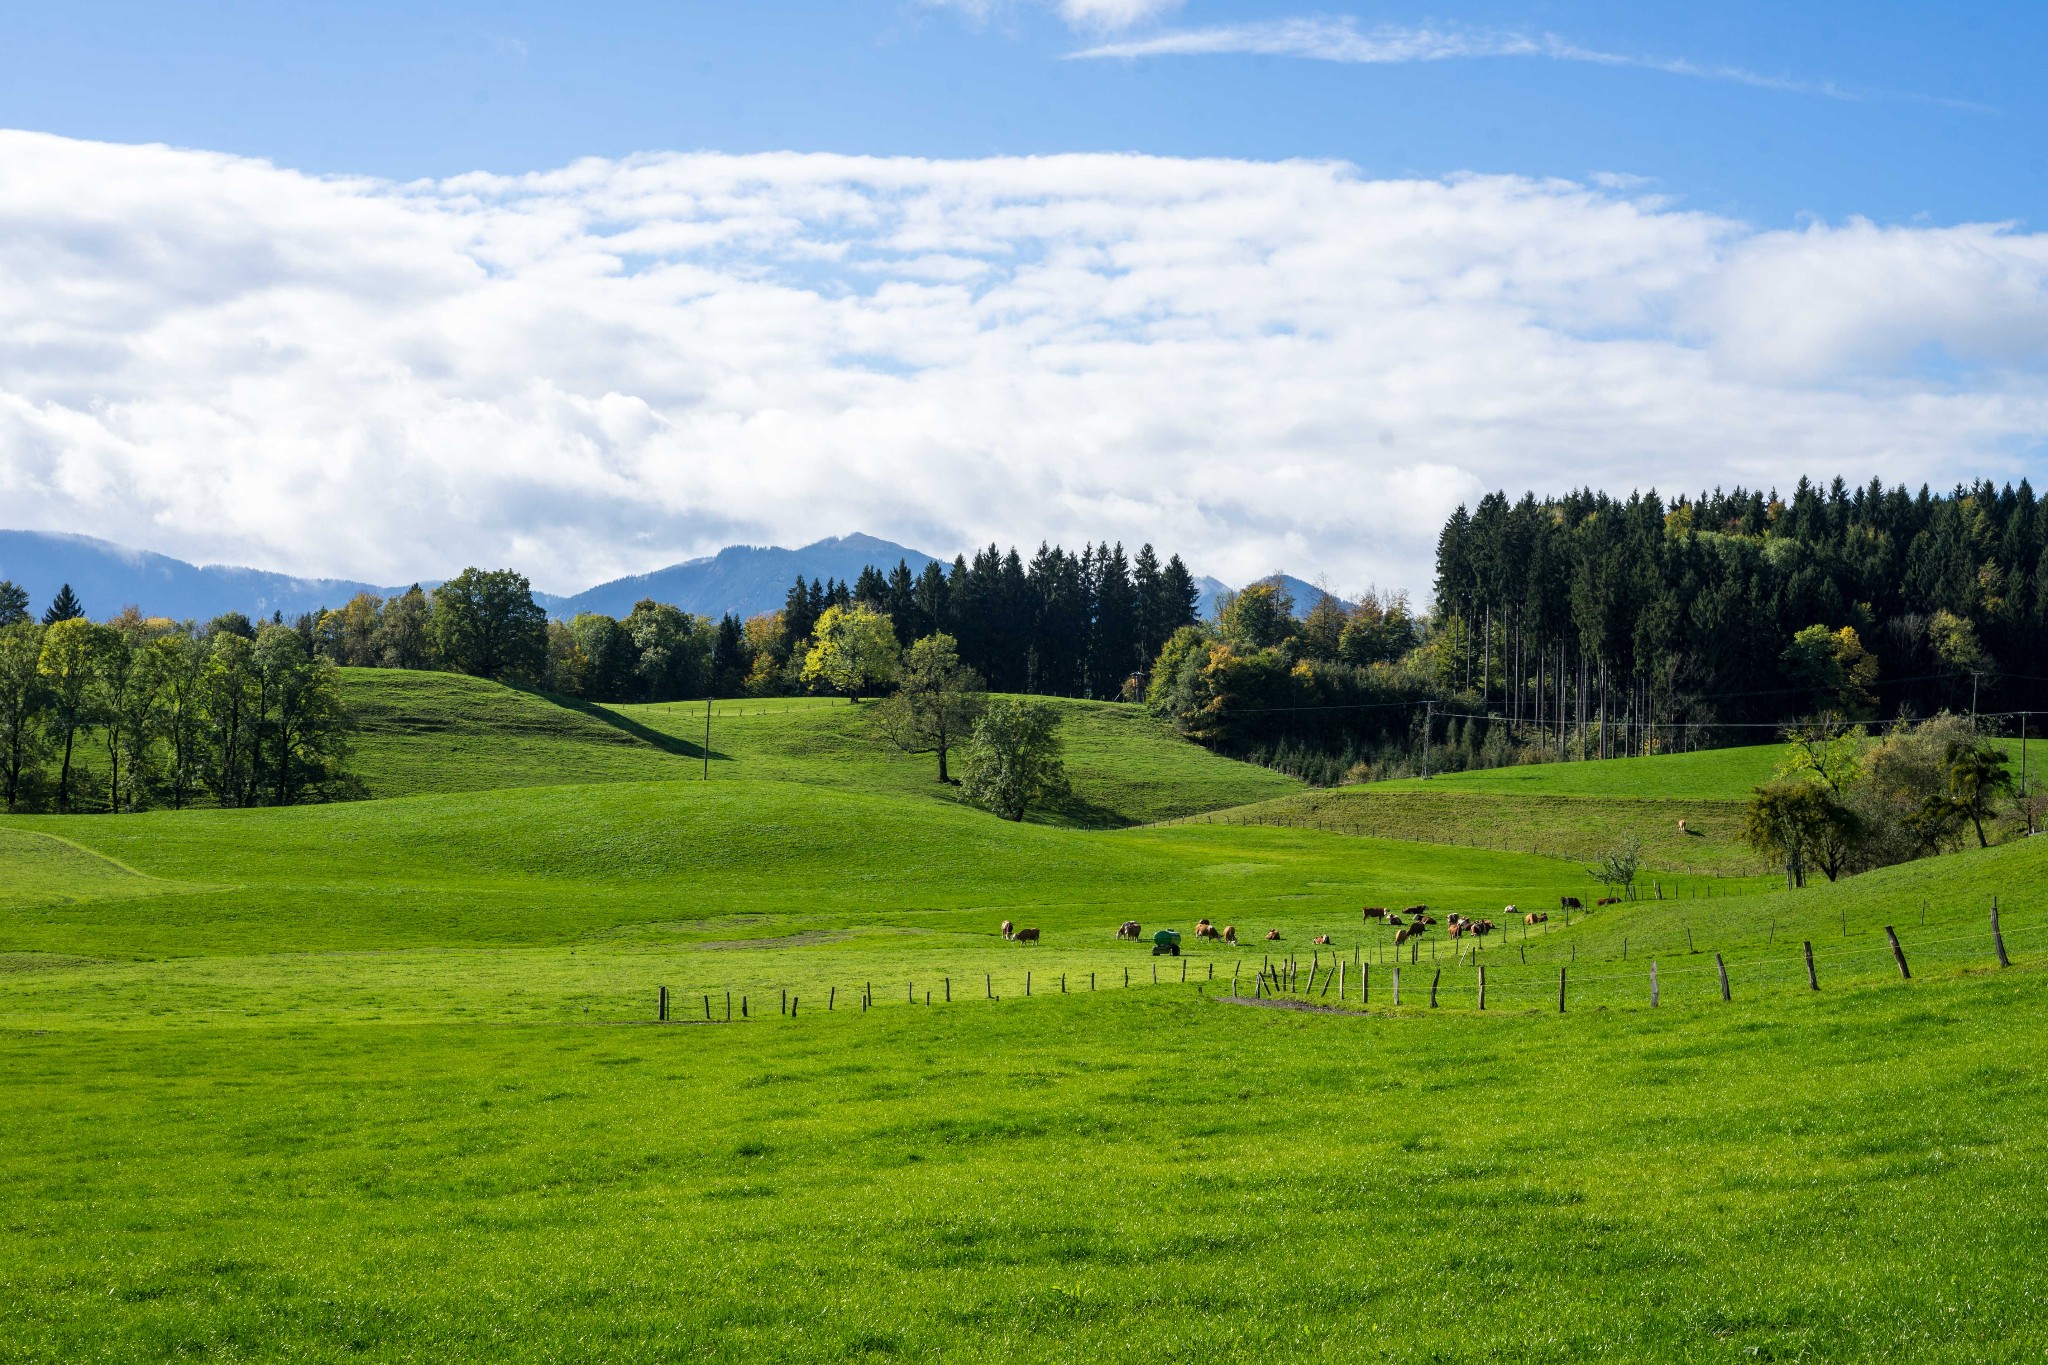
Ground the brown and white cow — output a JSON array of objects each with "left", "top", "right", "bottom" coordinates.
[
  {"left": 1117, "top": 921, "right": 1142, "bottom": 940},
  {"left": 1313, "top": 935, "right": 1332, "bottom": 946},
  {"left": 1362, "top": 906, "right": 1387, "bottom": 922},
  {"left": 1265, "top": 929, "right": 1282, "bottom": 941},
  {"left": 1222, "top": 925, "right": 1239, "bottom": 945},
  {"left": 1001, "top": 920, "right": 1015, "bottom": 940},
  {"left": 1597, "top": 896, "right": 1621, "bottom": 907},
  {"left": 1524, "top": 912, "right": 1548, "bottom": 925},
  {"left": 1196, "top": 922, "right": 1223, "bottom": 941}
]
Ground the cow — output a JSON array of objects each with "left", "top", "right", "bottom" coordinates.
[
  {"left": 1414, "top": 913, "right": 1436, "bottom": 926},
  {"left": 1503, "top": 905, "right": 1517, "bottom": 918},
  {"left": 1222, "top": 925, "right": 1238, "bottom": 945},
  {"left": 1014, "top": 927, "right": 1041, "bottom": 943},
  {"left": 1313, "top": 934, "right": 1332, "bottom": 946},
  {"left": 1525, "top": 912, "right": 1549, "bottom": 925},
  {"left": 1195, "top": 922, "right": 1223, "bottom": 941},
  {"left": 1677, "top": 818, "right": 1687, "bottom": 835},
  {"left": 1116, "top": 921, "right": 1142, "bottom": 941},
  {"left": 1471, "top": 919, "right": 1495, "bottom": 937},
  {"left": 1560, "top": 896, "right": 1583, "bottom": 911},
  {"left": 1386, "top": 915, "right": 1405, "bottom": 927},
  {"left": 1001, "top": 920, "right": 1015, "bottom": 940},
  {"left": 1404, "top": 905, "right": 1429, "bottom": 916},
  {"left": 1597, "top": 896, "right": 1621, "bottom": 907},
  {"left": 1362, "top": 906, "right": 1387, "bottom": 922},
  {"left": 1265, "top": 929, "right": 1282, "bottom": 941},
  {"left": 1447, "top": 920, "right": 1464, "bottom": 939}
]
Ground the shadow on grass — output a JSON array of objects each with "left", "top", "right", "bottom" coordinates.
[{"left": 531, "top": 691, "right": 721, "bottom": 762}]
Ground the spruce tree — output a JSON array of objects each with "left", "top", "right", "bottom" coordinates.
[{"left": 42, "top": 583, "right": 83, "bottom": 625}]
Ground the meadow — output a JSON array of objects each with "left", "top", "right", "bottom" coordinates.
[{"left": 3, "top": 671, "right": 2044, "bottom": 1361}]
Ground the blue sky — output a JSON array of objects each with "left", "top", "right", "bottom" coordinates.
[
  {"left": 4, "top": 1, "right": 2040, "bottom": 228},
  {"left": 0, "top": 2, "right": 2044, "bottom": 593}
]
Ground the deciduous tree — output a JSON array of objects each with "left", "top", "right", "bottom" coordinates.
[{"left": 960, "top": 697, "right": 1071, "bottom": 821}]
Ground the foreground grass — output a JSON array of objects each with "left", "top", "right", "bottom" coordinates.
[{"left": 5, "top": 971, "right": 2046, "bottom": 1362}]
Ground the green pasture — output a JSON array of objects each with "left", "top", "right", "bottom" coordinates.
[
  {"left": 1370, "top": 742, "right": 1790, "bottom": 799},
  {"left": 6, "top": 687, "right": 2048, "bottom": 1360}
]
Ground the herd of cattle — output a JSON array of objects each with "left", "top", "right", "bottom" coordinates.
[{"left": 997, "top": 891, "right": 1606, "bottom": 947}]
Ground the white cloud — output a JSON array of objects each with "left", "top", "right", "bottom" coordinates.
[
  {"left": 1, "top": 131, "right": 2046, "bottom": 596},
  {"left": 1070, "top": 17, "right": 1859, "bottom": 98}
]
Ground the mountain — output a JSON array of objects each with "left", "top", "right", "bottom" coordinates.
[
  {"left": 1195, "top": 572, "right": 1352, "bottom": 620},
  {"left": 0, "top": 530, "right": 407, "bottom": 624},
  {"left": 556, "top": 534, "right": 941, "bottom": 620},
  {"left": 0, "top": 527, "right": 1340, "bottom": 628}
]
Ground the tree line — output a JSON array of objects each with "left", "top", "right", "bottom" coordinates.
[
  {"left": 299, "top": 545, "right": 1204, "bottom": 706},
  {"left": 1142, "top": 476, "right": 2048, "bottom": 787},
  {"left": 0, "top": 584, "right": 352, "bottom": 813}
]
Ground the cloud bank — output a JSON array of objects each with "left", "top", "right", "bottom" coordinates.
[{"left": 1, "top": 131, "right": 2045, "bottom": 595}]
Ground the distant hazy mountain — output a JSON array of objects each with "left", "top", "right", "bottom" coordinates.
[
  {"left": 1194, "top": 572, "right": 1351, "bottom": 620},
  {"left": 557, "top": 533, "right": 941, "bottom": 620},
  {"left": 0, "top": 530, "right": 408, "bottom": 624},
  {"left": 0, "top": 527, "right": 1338, "bottom": 627}
]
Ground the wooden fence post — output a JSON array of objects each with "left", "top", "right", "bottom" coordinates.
[
  {"left": 781, "top": 989, "right": 788, "bottom": 1016},
  {"left": 1992, "top": 898, "right": 2011, "bottom": 968},
  {"left": 1392, "top": 966, "right": 1401, "bottom": 1007},
  {"left": 944, "top": 977, "right": 950, "bottom": 1002},
  {"left": 1429, "top": 967, "right": 1441, "bottom": 1008},
  {"left": 726, "top": 991, "right": 731, "bottom": 1022},
  {"left": 1803, "top": 941, "right": 1817, "bottom": 990},
  {"left": 828, "top": 986, "right": 836, "bottom": 1011},
  {"left": 705, "top": 994, "right": 712, "bottom": 1020},
  {"left": 1477, "top": 964, "right": 1486, "bottom": 1011},
  {"left": 1026, "top": 971, "right": 1032, "bottom": 997},
  {"left": 791, "top": 996, "right": 798, "bottom": 1018},
  {"left": 1885, "top": 926, "right": 1910, "bottom": 980},
  {"left": 986, "top": 973, "right": 992, "bottom": 999},
  {"left": 1361, "top": 962, "right": 1369, "bottom": 1004},
  {"left": 1649, "top": 961, "right": 1657, "bottom": 1007},
  {"left": 1715, "top": 953, "right": 1730, "bottom": 1001},
  {"left": 1182, "top": 959, "right": 1188, "bottom": 984},
  {"left": 1338, "top": 961, "right": 1345, "bottom": 1001},
  {"left": 1233, "top": 963, "right": 1240, "bottom": 996},
  {"left": 658, "top": 986, "right": 668, "bottom": 1022}
]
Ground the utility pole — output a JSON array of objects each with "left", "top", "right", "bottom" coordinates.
[
  {"left": 1422, "top": 700, "right": 1434, "bottom": 779},
  {"left": 703, "top": 697, "right": 712, "bottom": 780}
]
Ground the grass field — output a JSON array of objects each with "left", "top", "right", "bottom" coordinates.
[{"left": 6, "top": 687, "right": 2047, "bottom": 1360}]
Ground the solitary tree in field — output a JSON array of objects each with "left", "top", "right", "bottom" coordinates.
[
  {"left": 880, "top": 633, "right": 985, "bottom": 783},
  {"left": 960, "top": 697, "right": 1071, "bottom": 821},
  {"left": 802, "top": 605, "right": 900, "bottom": 702},
  {"left": 432, "top": 568, "right": 547, "bottom": 682}
]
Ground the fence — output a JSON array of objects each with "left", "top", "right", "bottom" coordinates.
[{"left": 636, "top": 897, "right": 2039, "bottom": 1026}]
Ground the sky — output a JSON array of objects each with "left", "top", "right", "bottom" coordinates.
[{"left": 1, "top": 1, "right": 2045, "bottom": 595}]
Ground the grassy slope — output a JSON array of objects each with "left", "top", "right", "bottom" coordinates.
[
  {"left": 1372, "top": 742, "right": 1790, "bottom": 799},
  {"left": 345, "top": 671, "right": 1300, "bottom": 825},
  {"left": 342, "top": 668, "right": 693, "bottom": 797},
  {"left": 618, "top": 694, "right": 1303, "bottom": 826},
  {"left": 9, "top": 697, "right": 2048, "bottom": 1358},
  {"left": 6, "top": 973, "right": 2048, "bottom": 1361},
  {"left": 1185, "top": 788, "right": 1763, "bottom": 875}
]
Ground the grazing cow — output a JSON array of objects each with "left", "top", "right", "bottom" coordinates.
[
  {"left": 1265, "top": 929, "right": 1282, "bottom": 941},
  {"left": 1404, "top": 905, "right": 1429, "bottom": 916},
  {"left": 1117, "top": 920, "right": 1142, "bottom": 941},
  {"left": 1524, "top": 912, "right": 1548, "bottom": 925},
  {"left": 1223, "top": 925, "right": 1239, "bottom": 945},
  {"left": 1560, "top": 896, "right": 1583, "bottom": 911},
  {"left": 1196, "top": 922, "right": 1223, "bottom": 941},
  {"left": 1362, "top": 906, "right": 1387, "bottom": 922},
  {"left": 1313, "top": 934, "right": 1332, "bottom": 946},
  {"left": 1677, "top": 819, "right": 1687, "bottom": 835},
  {"left": 1597, "top": 896, "right": 1621, "bottom": 907},
  {"left": 1001, "top": 920, "right": 1015, "bottom": 940},
  {"left": 1447, "top": 920, "right": 1464, "bottom": 939},
  {"left": 1014, "top": 927, "right": 1041, "bottom": 943}
]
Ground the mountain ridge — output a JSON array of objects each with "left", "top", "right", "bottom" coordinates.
[{"left": 0, "top": 528, "right": 1340, "bottom": 626}]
